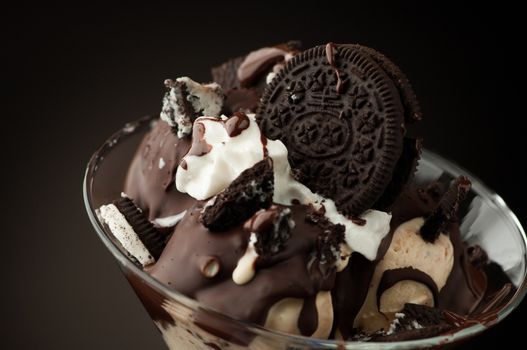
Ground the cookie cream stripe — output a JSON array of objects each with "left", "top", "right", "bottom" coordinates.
[{"left": 99, "top": 204, "right": 155, "bottom": 266}]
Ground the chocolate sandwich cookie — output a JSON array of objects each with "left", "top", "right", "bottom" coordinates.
[
  {"left": 257, "top": 43, "right": 421, "bottom": 216},
  {"left": 373, "top": 137, "right": 422, "bottom": 211},
  {"left": 113, "top": 197, "right": 166, "bottom": 260},
  {"left": 349, "top": 45, "right": 422, "bottom": 123}
]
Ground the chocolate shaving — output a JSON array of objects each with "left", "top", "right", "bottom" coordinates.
[
  {"left": 420, "top": 176, "right": 471, "bottom": 242},
  {"left": 201, "top": 158, "right": 274, "bottom": 231}
]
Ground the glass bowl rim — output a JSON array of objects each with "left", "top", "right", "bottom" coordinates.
[{"left": 83, "top": 118, "right": 527, "bottom": 349}]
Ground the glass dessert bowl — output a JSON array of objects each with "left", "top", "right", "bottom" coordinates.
[{"left": 84, "top": 116, "right": 527, "bottom": 349}]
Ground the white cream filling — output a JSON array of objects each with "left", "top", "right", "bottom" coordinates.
[
  {"left": 99, "top": 204, "right": 154, "bottom": 266},
  {"left": 152, "top": 210, "right": 187, "bottom": 228}
]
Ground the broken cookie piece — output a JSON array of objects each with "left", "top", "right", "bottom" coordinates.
[
  {"left": 420, "top": 176, "right": 471, "bottom": 242},
  {"left": 306, "top": 206, "right": 346, "bottom": 267},
  {"left": 371, "top": 303, "right": 452, "bottom": 342},
  {"left": 244, "top": 205, "right": 294, "bottom": 257},
  {"left": 161, "top": 77, "right": 224, "bottom": 138},
  {"left": 201, "top": 158, "right": 274, "bottom": 231}
]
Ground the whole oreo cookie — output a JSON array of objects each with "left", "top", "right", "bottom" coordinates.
[
  {"left": 349, "top": 45, "right": 422, "bottom": 123},
  {"left": 257, "top": 43, "right": 410, "bottom": 216}
]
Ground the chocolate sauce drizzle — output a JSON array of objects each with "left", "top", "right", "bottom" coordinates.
[
  {"left": 187, "top": 122, "right": 212, "bottom": 157},
  {"left": 224, "top": 112, "right": 250, "bottom": 137},
  {"left": 260, "top": 132, "right": 268, "bottom": 158},
  {"left": 325, "top": 43, "right": 343, "bottom": 94},
  {"left": 298, "top": 295, "right": 318, "bottom": 336},
  {"left": 377, "top": 267, "right": 440, "bottom": 308},
  {"left": 180, "top": 159, "right": 188, "bottom": 170}
]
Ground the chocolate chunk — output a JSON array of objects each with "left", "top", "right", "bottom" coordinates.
[
  {"left": 257, "top": 43, "right": 408, "bottom": 216},
  {"left": 244, "top": 205, "right": 293, "bottom": 257},
  {"left": 420, "top": 176, "right": 471, "bottom": 242},
  {"left": 201, "top": 158, "right": 274, "bottom": 231},
  {"left": 113, "top": 197, "right": 165, "bottom": 260}
]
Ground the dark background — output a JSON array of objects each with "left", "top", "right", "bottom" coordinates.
[{"left": 4, "top": 1, "right": 525, "bottom": 348}]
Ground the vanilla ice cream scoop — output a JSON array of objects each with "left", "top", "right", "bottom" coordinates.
[{"left": 353, "top": 217, "right": 454, "bottom": 333}]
